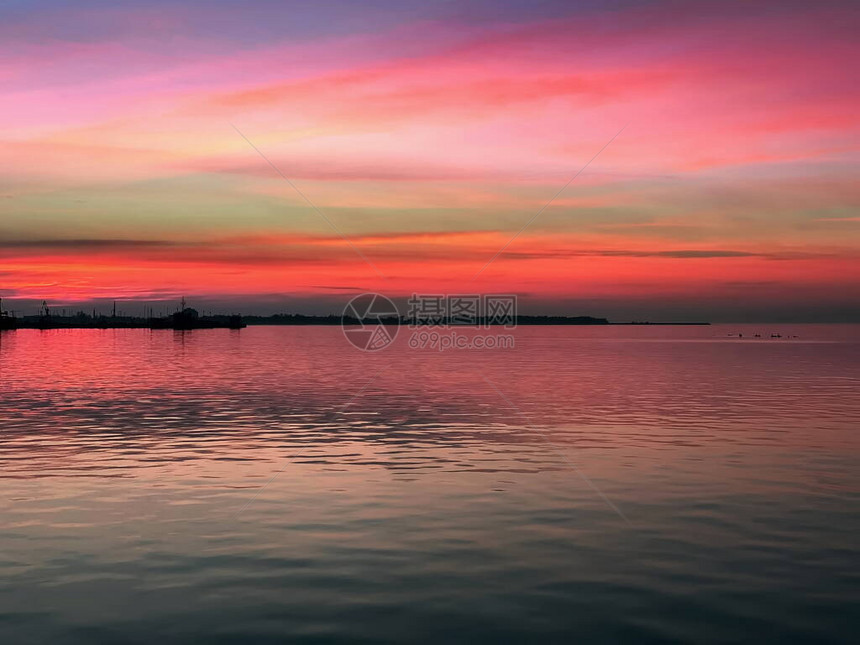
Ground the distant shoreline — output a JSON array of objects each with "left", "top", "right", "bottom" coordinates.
[{"left": 1, "top": 314, "right": 710, "bottom": 330}]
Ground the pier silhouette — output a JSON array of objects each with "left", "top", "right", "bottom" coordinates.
[{"left": 0, "top": 298, "right": 245, "bottom": 330}]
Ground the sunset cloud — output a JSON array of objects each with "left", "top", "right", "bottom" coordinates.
[{"left": 1, "top": 0, "right": 858, "bottom": 319}]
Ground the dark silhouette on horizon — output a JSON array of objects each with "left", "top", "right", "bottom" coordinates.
[
  {"left": 0, "top": 298, "right": 246, "bottom": 330},
  {"left": 0, "top": 297, "right": 716, "bottom": 330},
  {"left": 0, "top": 297, "right": 18, "bottom": 330},
  {"left": 148, "top": 298, "right": 245, "bottom": 330}
]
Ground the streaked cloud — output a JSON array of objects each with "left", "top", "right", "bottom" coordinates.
[{"left": 0, "top": 0, "right": 858, "bottom": 319}]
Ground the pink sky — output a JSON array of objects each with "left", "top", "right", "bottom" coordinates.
[{"left": 1, "top": 1, "right": 858, "bottom": 320}]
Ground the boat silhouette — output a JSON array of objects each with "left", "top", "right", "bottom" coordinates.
[{"left": 148, "top": 299, "right": 245, "bottom": 330}]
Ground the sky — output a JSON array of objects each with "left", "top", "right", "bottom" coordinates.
[{"left": 1, "top": 0, "right": 858, "bottom": 321}]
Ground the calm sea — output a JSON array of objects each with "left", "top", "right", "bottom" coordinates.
[{"left": 1, "top": 324, "right": 858, "bottom": 643}]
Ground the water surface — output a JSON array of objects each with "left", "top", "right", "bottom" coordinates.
[{"left": 1, "top": 325, "right": 858, "bottom": 643}]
